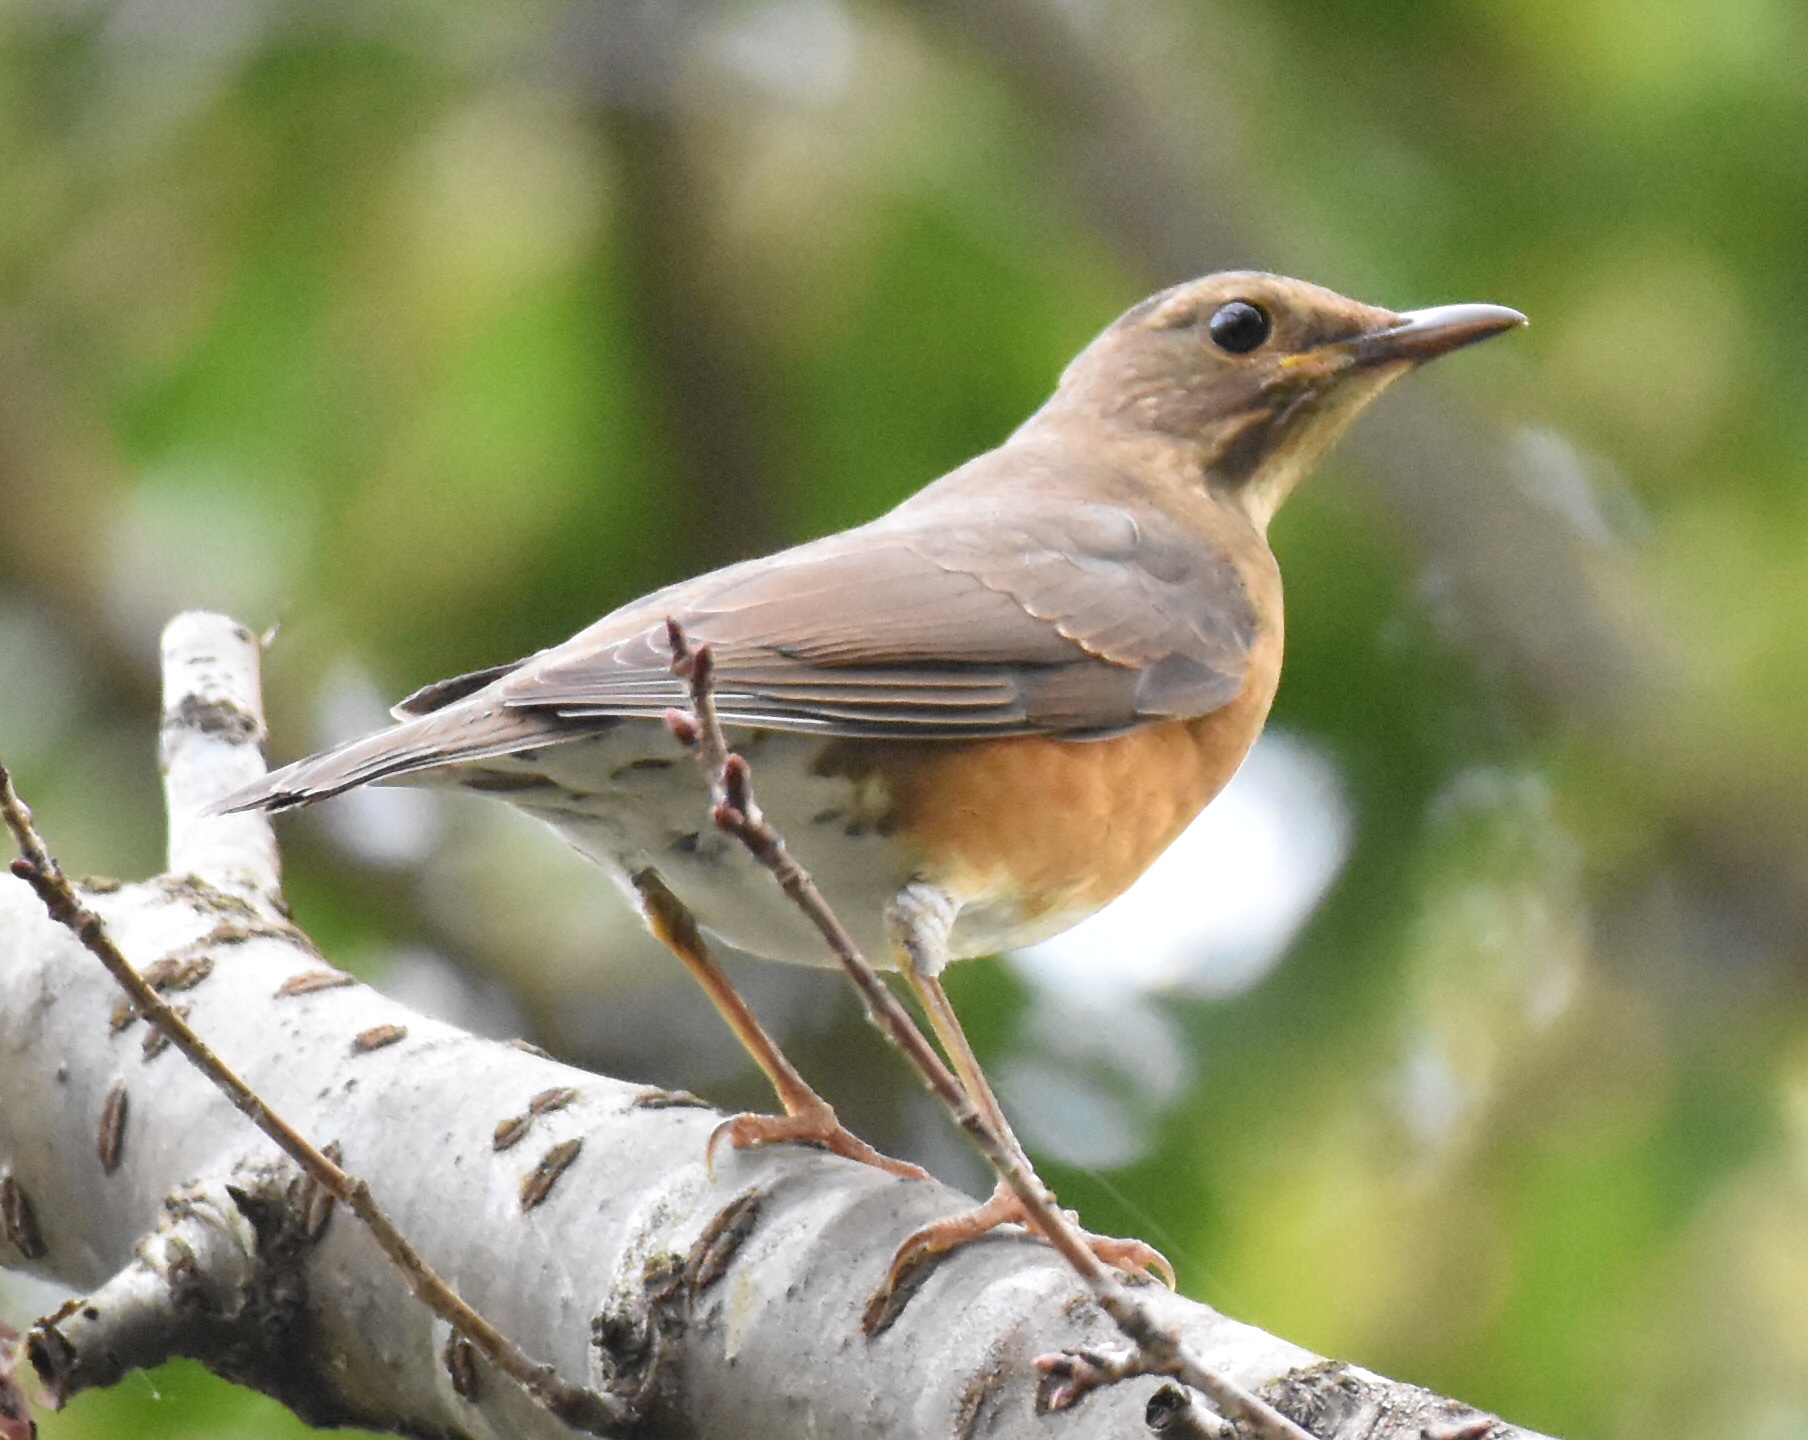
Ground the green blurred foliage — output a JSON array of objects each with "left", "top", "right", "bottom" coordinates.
[
  {"left": 2, "top": 1, "right": 1807, "bottom": 1437},
  {"left": 17, "top": 1360, "right": 331, "bottom": 1440}
]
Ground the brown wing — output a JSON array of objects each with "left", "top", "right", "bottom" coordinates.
[
  {"left": 218, "top": 450, "right": 1260, "bottom": 814},
  {"left": 505, "top": 480, "right": 1257, "bottom": 740}
]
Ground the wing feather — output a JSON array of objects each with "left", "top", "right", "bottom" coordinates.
[{"left": 500, "top": 453, "right": 1258, "bottom": 739}]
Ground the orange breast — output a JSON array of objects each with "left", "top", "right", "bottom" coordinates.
[{"left": 811, "top": 633, "right": 1283, "bottom": 938}]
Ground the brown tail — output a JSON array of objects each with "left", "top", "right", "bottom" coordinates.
[{"left": 212, "top": 700, "right": 576, "bottom": 815}]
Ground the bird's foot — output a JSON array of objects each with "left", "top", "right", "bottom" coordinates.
[
  {"left": 863, "top": 1179, "right": 1173, "bottom": 1333},
  {"left": 706, "top": 1098, "right": 928, "bottom": 1181}
]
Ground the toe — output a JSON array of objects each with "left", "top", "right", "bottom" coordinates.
[
  {"left": 815, "top": 1127, "right": 929, "bottom": 1180},
  {"left": 864, "top": 1189, "right": 1024, "bottom": 1334},
  {"left": 705, "top": 1107, "right": 927, "bottom": 1181},
  {"left": 1088, "top": 1235, "right": 1175, "bottom": 1288}
]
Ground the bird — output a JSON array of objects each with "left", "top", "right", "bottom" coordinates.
[{"left": 220, "top": 271, "right": 1524, "bottom": 1297}]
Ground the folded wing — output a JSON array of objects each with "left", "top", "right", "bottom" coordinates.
[
  {"left": 220, "top": 453, "right": 1260, "bottom": 812},
  {"left": 509, "top": 483, "right": 1256, "bottom": 739}
]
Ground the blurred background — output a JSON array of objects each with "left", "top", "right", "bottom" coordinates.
[{"left": 2, "top": 0, "right": 1807, "bottom": 1435}]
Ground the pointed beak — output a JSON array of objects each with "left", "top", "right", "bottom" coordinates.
[{"left": 1352, "top": 302, "right": 1527, "bottom": 365}]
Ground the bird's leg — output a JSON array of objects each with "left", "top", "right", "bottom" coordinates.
[
  {"left": 632, "top": 870, "right": 926, "bottom": 1180},
  {"left": 886, "top": 883, "right": 1031, "bottom": 1165},
  {"left": 898, "top": 971, "right": 1173, "bottom": 1285},
  {"left": 879, "top": 882, "right": 1174, "bottom": 1296}
]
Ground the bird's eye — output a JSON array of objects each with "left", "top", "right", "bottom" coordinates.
[{"left": 1208, "top": 301, "right": 1271, "bottom": 354}]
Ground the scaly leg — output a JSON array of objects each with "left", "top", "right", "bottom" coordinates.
[
  {"left": 879, "top": 883, "right": 1173, "bottom": 1296},
  {"left": 633, "top": 870, "right": 926, "bottom": 1180}
]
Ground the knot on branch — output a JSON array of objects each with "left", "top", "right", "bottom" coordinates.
[
  {"left": 1257, "top": 1361, "right": 1504, "bottom": 1440},
  {"left": 28, "top": 1162, "right": 338, "bottom": 1421},
  {"left": 591, "top": 1185, "right": 765, "bottom": 1424}
]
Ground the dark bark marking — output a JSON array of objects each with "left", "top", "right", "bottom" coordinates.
[
  {"left": 519, "top": 1138, "right": 582, "bottom": 1211},
  {"left": 1, "top": 1171, "right": 46, "bottom": 1260},
  {"left": 97, "top": 1082, "right": 127, "bottom": 1175},
  {"left": 164, "top": 694, "right": 262, "bottom": 745},
  {"left": 350, "top": 1024, "right": 407, "bottom": 1054},
  {"left": 632, "top": 1088, "right": 709, "bottom": 1111},
  {"left": 277, "top": 969, "right": 356, "bottom": 997},
  {"left": 528, "top": 1086, "right": 579, "bottom": 1116},
  {"left": 444, "top": 1330, "right": 482, "bottom": 1402},
  {"left": 493, "top": 1115, "right": 531, "bottom": 1152},
  {"left": 682, "top": 1188, "right": 762, "bottom": 1295}
]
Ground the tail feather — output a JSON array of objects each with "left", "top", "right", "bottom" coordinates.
[{"left": 212, "top": 701, "right": 575, "bottom": 815}]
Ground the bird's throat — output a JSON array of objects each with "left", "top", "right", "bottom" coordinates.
[{"left": 1210, "top": 361, "right": 1412, "bottom": 531}]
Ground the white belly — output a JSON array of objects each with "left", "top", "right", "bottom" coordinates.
[{"left": 449, "top": 725, "right": 925, "bottom": 968}]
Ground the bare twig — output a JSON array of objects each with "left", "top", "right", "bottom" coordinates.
[
  {"left": 661, "top": 619, "right": 1316, "bottom": 1440},
  {"left": 1034, "top": 1342, "right": 1287, "bottom": 1427},
  {"left": 0, "top": 755, "right": 621, "bottom": 1436},
  {"left": 661, "top": 622, "right": 967, "bottom": 1109}
]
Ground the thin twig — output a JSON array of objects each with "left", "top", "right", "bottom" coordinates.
[
  {"left": 661, "top": 619, "right": 1315, "bottom": 1440},
  {"left": 1034, "top": 1342, "right": 1286, "bottom": 1430},
  {"left": 662, "top": 625, "right": 966, "bottom": 1109},
  {"left": 0, "top": 756, "right": 621, "bottom": 1436}
]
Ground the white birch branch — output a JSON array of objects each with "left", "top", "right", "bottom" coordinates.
[{"left": 0, "top": 611, "right": 1557, "bottom": 1440}]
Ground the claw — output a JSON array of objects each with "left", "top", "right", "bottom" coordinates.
[{"left": 1084, "top": 1231, "right": 1175, "bottom": 1290}]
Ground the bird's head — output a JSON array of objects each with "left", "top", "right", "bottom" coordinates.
[{"left": 1048, "top": 271, "right": 1525, "bottom": 530}]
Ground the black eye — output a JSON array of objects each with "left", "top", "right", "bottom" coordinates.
[{"left": 1208, "top": 300, "right": 1271, "bottom": 354}]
